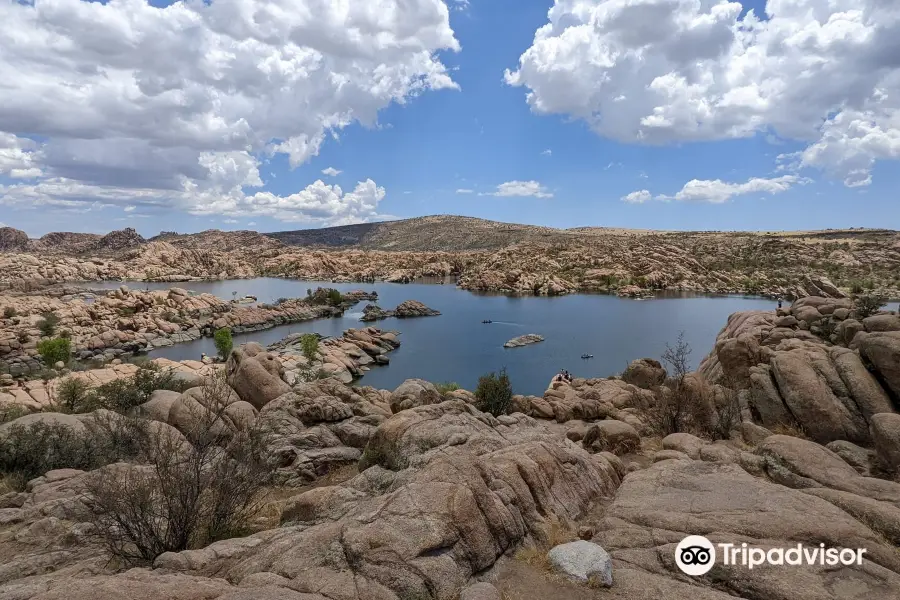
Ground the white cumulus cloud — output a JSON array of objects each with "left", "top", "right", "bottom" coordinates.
[
  {"left": 623, "top": 175, "right": 809, "bottom": 204},
  {"left": 484, "top": 180, "right": 554, "bottom": 199},
  {"left": 506, "top": 0, "right": 900, "bottom": 187},
  {"left": 0, "top": 0, "right": 458, "bottom": 223},
  {"left": 0, "top": 151, "right": 388, "bottom": 226},
  {"left": 321, "top": 167, "right": 342, "bottom": 177},
  {"left": 456, "top": 188, "right": 474, "bottom": 194},
  {"left": 622, "top": 190, "right": 652, "bottom": 204}
]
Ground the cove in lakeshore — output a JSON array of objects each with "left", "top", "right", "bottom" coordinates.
[{"left": 83, "top": 277, "right": 775, "bottom": 396}]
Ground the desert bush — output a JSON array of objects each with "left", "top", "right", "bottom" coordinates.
[
  {"left": 0, "top": 420, "right": 135, "bottom": 490},
  {"left": 475, "top": 368, "right": 513, "bottom": 416},
  {"left": 0, "top": 404, "right": 30, "bottom": 425},
  {"left": 435, "top": 381, "right": 460, "bottom": 395},
  {"left": 85, "top": 373, "right": 276, "bottom": 564},
  {"left": 89, "top": 362, "right": 189, "bottom": 413},
  {"left": 294, "top": 366, "right": 330, "bottom": 384},
  {"left": 854, "top": 293, "right": 888, "bottom": 319},
  {"left": 816, "top": 317, "right": 838, "bottom": 341},
  {"left": 2, "top": 306, "right": 15, "bottom": 318},
  {"left": 708, "top": 384, "right": 742, "bottom": 442},
  {"left": 37, "top": 312, "right": 60, "bottom": 337},
  {"left": 214, "top": 327, "right": 233, "bottom": 360},
  {"left": 648, "top": 333, "right": 712, "bottom": 436},
  {"left": 299, "top": 333, "right": 320, "bottom": 362},
  {"left": 37, "top": 337, "right": 71, "bottom": 366},
  {"left": 54, "top": 376, "right": 94, "bottom": 413}
]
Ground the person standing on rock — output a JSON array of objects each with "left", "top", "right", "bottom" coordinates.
[{"left": 777, "top": 298, "right": 783, "bottom": 309}]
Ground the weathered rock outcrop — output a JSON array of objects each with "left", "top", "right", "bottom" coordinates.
[
  {"left": 503, "top": 334, "right": 544, "bottom": 348},
  {"left": 267, "top": 327, "right": 401, "bottom": 385},
  {"left": 360, "top": 300, "right": 440, "bottom": 322},
  {"left": 257, "top": 379, "right": 392, "bottom": 485},
  {"left": 698, "top": 298, "right": 899, "bottom": 445},
  {"left": 389, "top": 379, "right": 443, "bottom": 414},
  {"left": 621, "top": 358, "right": 666, "bottom": 389},
  {"left": 225, "top": 343, "right": 292, "bottom": 409},
  {"left": 594, "top": 455, "right": 900, "bottom": 600}
]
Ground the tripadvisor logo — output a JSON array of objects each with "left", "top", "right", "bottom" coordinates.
[{"left": 675, "top": 535, "right": 867, "bottom": 576}]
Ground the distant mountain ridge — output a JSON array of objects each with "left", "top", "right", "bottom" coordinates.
[
  {"left": 0, "top": 227, "right": 146, "bottom": 254},
  {"left": 266, "top": 215, "right": 581, "bottom": 251},
  {"left": 1, "top": 217, "right": 897, "bottom": 255}
]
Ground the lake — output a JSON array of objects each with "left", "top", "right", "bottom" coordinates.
[{"left": 85, "top": 278, "right": 774, "bottom": 396}]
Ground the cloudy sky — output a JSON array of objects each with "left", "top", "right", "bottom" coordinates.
[{"left": 1, "top": 0, "right": 898, "bottom": 236}]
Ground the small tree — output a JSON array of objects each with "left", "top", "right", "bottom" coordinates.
[
  {"left": 648, "top": 332, "right": 712, "bottom": 436},
  {"left": 214, "top": 328, "right": 233, "bottom": 360},
  {"left": 89, "top": 362, "right": 188, "bottom": 413},
  {"left": 300, "top": 333, "right": 319, "bottom": 363},
  {"left": 854, "top": 293, "right": 888, "bottom": 319},
  {"left": 475, "top": 368, "right": 513, "bottom": 416},
  {"left": 37, "top": 337, "right": 71, "bottom": 366},
  {"left": 37, "top": 312, "right": 60, "bottom": 337},
  {"left": 54, "top": 376, "right": 93, "bottom": 413}
]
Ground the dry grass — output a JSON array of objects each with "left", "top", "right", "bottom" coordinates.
[
  {"left": 771, "top": 422, "right": 809, "bottom": 440},
  {"left": 513, "top": 518, "right": 578, "bottom": 572},
  {"left": 640, "top": 435, "right": 663, "bottom": 453}
]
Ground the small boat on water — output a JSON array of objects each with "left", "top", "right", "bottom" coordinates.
[
  {"left": 581, "top": 354, "right": 594, "bottom": 359},
  {"left": 482, "top": 320, "right": 493, "bottom": 324}
]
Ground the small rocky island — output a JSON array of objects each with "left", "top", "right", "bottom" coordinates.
[
  {"left": 504, "top": 333, "right": 545, "bottom": 348},
  {"left": 360, "top": 300, "right": 441, "bottom": 322}
]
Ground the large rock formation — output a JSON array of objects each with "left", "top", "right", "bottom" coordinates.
[
  {"left": 360, "top": 300, "right": 440, "bottom": 322},
  {"left": 698, "top": 297, "right": 899, "bottom": 445},
  {"left": 225, "top": 343, "right": 292, "bottom": 409}
]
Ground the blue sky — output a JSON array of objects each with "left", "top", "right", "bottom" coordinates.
[{"left": 1, "top": 0, "right": 898, "bottom": 236}]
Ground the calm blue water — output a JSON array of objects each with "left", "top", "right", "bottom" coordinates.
[{"left": 83, "top": 278, "right": 774, "bottom": 396}]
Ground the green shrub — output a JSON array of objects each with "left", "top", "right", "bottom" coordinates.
[
  {"left": 854, "top": 293, "right": 888, "bottom": 319},
  {"left": 2, "top": 306, "right": 15, "bottom": 318},
  {"left": 37, "top": 337, "right": 71, "bottom": 366},
  {"left": 0, "top": 404, "right": 30, "bottom": 425},
  {"left": 300, "top": 333, "right": 319, "bottom": 362},
  {"left": 435, "top": 382, "right": 461, "bottom": 395},
  {"left": 0, "top": 422, "right": 101, "bottom": 490},
  {"left": 37, "top": 312, "right": 60, "bottom": 337},
  {"left": 89, "top": 362, "right": 189, "bottom": 413},
  {"left": 475, "top": 368, "right": 513, "bottom": 417},
  {"left": 214, "top": 328, "right": 233, "bottom": 360},
  {"left": 305, "top": 287, "right": 344, "bottom": 307},
  {"left": 54, "top": 376, "right": 94, "bottom": 413}
]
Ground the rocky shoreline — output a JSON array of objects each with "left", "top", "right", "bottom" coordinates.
[{"left": 0, "top": 285, "right": 384, "bottom": 376}]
